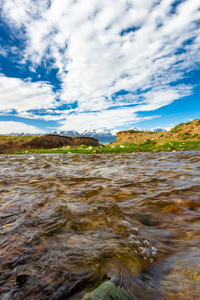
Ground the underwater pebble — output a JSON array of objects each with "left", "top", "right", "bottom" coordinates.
[
  {"left": 132, "top": 227, "right": 139, "bottom": 234},
  {"left": 28, "top": 179, "right": 39, "bottom": 184},
  {"left": 121, "top": 220, "right": 132, "bottom": 229},
  {"left": 151, "top": 247, "right": 157, "bottom": 257},
  {"left": 143, "top": 240, "right": 150, "bottom": 247}
]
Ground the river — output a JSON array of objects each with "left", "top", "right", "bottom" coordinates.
[{"left": 0, "top": 151, "right": 200, "bottom": 299}]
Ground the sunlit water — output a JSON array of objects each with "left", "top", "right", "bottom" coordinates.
[{"left": 0, "top": 152, "right": 200, "bottom": 300}]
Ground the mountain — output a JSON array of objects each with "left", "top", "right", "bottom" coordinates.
[
  {"left": 128, "top": 126, "right": 147, "bottom": 131},
  {"left": 128, "top": 126, "right": 166, "bottom": 132},
  {"left": 149, "top": 127, "right": 167, "bottom": 132},
  {"left": 78, "top": 129, "right": 118, "bottom": 143},
  {"left": 51, "top": 130, "right": 79, "bottom": 137},
  {"left": 4, "top": 132, "right": 44, "bottom": 136},
  {"left": 50, "top": 129, "right": 118, "bottom": 143}
]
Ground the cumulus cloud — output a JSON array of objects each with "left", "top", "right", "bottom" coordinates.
[
  {"left": 0, "top": 0, "right": 200, "bottom": 129},
  {"left": 0, "top": 121, "right": 45, "bottom": 134},
  {"left": 0, "top": 74, "right": 58, "bottom": 113}
]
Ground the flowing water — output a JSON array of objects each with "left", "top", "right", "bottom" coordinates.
[{"left": 0, "top": 152, "right": 200, "bottom": 300}]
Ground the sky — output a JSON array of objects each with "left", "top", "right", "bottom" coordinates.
[{"left": 0, "top": 0, "right": 200, "bottom": 134}]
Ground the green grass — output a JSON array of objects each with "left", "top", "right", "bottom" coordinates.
[
  {"left": 0, "top": 135, "right": 37, "bottom": 141},
  {"left": 18, "top": 136, "right": 38, "bottom": 141},
  {"left": 191, "top": 134, "right": 199, "bottom": 138},
  {"left": 7, "top": 140, "right": 200, "bottom": 155},
  {"left": 170, "top": 127, "right": 181, "bottom": 133},
  {"left": 178, "top": 132, "right": 191, "bottom": 140}
]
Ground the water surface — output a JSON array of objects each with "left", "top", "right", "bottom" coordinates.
[{"left": 0, "top": 152, "right": 200, "bottom": 299}]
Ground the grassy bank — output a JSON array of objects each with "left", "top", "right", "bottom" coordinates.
[
  {"left": 7, "top": 140, "right": 200, "bottom": 155},
  {"left": 0, "top": 135, "right": 37, "bottom": 141}
]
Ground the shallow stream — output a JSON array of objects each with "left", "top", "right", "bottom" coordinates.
[{"left": 0, "top": 152, "right": 200, "bottom": 299}]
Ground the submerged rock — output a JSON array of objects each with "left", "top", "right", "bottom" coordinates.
[
  {"left": 133, "top": 212, "right": 157, "bottom": 226},
  {"left": 83, "top": 281, "right": 138, "bottom": 300}
]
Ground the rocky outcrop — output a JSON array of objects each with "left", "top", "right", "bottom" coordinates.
[
  {"left": 24, "top": 134, "right": 74, "bottom": 149},
  {"left": 24, "top": 134, "right": 99, "bottom": 149},
  {"left": 73, "top": 136, "right": 99, "bottom": 146},
  {"left": 0, "top": 134, "right": 99, "bottom": 154}
]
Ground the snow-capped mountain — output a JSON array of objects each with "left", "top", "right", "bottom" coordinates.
[
  {"left": 50, "top": 129, "right": 118, "bottom": 143},
  {"left": 5, "top": 132, "right": 44, "bottom": 136},
  {"left": 149, "top": 127, "right": 167, "bottom": 132},
  {"left": 128, "top": 126, "right": 146, "bottom": 131},
  {"left": 79, "top": 129, "right": 118, "bottom": 142},
  {"left": 128, "top": 126, "right": 166, "bottom": 132},
  {"left": 51, "top": 130, "right": 79, "bottom": 137},
  {"left": 79, "top": 129, "right": 119, "bottom": 135}
]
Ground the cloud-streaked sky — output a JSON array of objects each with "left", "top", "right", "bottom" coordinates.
[{"left": 0, "top": 0, "right": 200, "bottom": 133}]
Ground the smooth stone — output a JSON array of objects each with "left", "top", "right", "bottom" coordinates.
[{"left": 82, "top": 281, "right": 138, "bottom": 300}]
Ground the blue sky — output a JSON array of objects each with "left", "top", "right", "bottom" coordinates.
[{"left": 0, "top": 0, "right": 200, "bottom": 133}]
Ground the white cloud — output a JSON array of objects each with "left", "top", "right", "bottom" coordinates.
[
  {"left": 58, "top": 108, "right": 157, "bottom": 131},
  {"left": 0, "top": 74, "right": 58, "bottom": 112},
  {"left": 0, "top": 0, "right": 200, "bottom": 129},
  {"left": 0, "top": 121, "right": 45, "bottom": 134},
  {"left": 58, "top": 83, "right": 192, "bottom": 130},
  {"left": 0, "top": 46, "right": 8, "bottom": 58}
]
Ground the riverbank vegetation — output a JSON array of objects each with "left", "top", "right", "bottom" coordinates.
[
  {"left": 7, "top": 140, "right": 200, "bottom": 155},
  {"left": 1, "top": 119, "right": 200, "bottom": 154}
]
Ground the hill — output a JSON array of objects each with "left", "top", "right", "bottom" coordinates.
[{"left": 115, "top": 119, "right": 200, "bottom": 145}]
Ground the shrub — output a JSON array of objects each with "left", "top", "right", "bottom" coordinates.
[
  {"left": 196, "top": 119, "right": 200, "bottom": 125},
  {"left": 170, "top": 126, "right": 182, "bottom": 133},
  {"left": 127, "top": 130, "right": 137, "bottom": 133},
  {"left": 181, "top": 133, "right": 190, "bottom": 140}
]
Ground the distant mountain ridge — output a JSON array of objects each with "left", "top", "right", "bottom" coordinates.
[
  {"left": 51, "top": 129, "right": 119, "bottom": 143},
  {"left": 128, "top": 127, "right": 166, "bottom": 132},
  {"left": 4, "top": 127, "right": 167, "bottom": 143}
]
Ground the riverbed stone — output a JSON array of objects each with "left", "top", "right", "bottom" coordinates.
[{"left": 82, "top": 281, "right": 138, "bottom": 300}]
